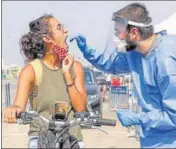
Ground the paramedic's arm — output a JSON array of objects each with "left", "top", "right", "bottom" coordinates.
[
  {"left": 3, "top": 65, "right": 35, "bottom": 123},
  {"left": 70, "top": 35, "right": 130, "bottom": 74},
  {"left": 139, "top": 54, "right": 176, "bottom": 131},
  {"left": 63, "top": 57, "right": 87, "bottom": 112}
]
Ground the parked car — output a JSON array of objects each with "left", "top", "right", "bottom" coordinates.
[
  {"left": 96, "top": 76, "right": 107, "bottom": 85},
  {"left": 94, "top": 71, "right": 104, "bottom": 78},
  {"left": 94, "top": 71, "right": 107, "bottom": 85},
  {"left": 84, "top": 67, "right": 102, "bottom": 118}
]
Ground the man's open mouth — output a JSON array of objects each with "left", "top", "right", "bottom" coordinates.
[
  {"left": 65, "top": 35, "right": 69, "bottom": 49},
  {"left": 65, "top": 34, "right": 68, "bottom": 42}
]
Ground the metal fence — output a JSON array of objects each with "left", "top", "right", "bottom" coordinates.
[
  {"left": 2, "top": 81, "right": 30, "bottom": 110},
  {"left": 108, "top": 86, "right": 130, "bottom": 110},
  {"left": 108, "top": 83, "right": 141, "bottom": 139},
  {"left": 2, "top": 81, "right": 17, "bottom": 108},
  {"left": 128, "top": 91, "right": 141, "bottom": 139}
]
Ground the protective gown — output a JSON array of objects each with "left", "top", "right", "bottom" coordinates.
[{"left": 72, "top": 31, "right": 176, "bottom": 148}]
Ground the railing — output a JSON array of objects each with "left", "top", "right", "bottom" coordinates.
[
  {"left": 2, "top": 81, "right": 30, "bottom": 110},
  {"left": 108, "top": 83, "right": 141, "bottom": 139}
]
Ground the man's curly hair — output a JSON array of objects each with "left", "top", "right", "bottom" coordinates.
[{"left": 20, "top": 14, "right": 53, "bottom": 63}]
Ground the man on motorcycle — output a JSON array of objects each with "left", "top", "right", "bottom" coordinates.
[{"left": 3, "top": 14, "right": 87, "bottom": 148}]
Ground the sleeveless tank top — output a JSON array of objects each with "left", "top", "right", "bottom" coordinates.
[{"left": 28, "top": 60, "right": 83, "bottom": 141}]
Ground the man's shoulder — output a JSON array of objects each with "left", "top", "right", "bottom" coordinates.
[
  {"left": 73, "top": 60, "right": 83, "bottom": 68},
  {"left": 18, "top": 64, "right": 35, "bottom": 84},
  {"left": 155, "top": 34, "right": 176, "bottom": 77},
  {"left": 162, "top": 34, "right": 176, "bottom": 45},
  {"left": 21, "top": 64, "right": 35, "bottom": 75},
  {"left": 156, "top": 34, "right": 176, "bottom": 57},
  {"left": 73, "top": 60, "right": 84, "bottom": 73}
]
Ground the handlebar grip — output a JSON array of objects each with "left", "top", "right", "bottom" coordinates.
[
  {"left": 16, "top": 111, "right": 36, "bottom": 124},
  {"left": 16, "top": 112, "right": 25, "bottom": 119},
  {"left": 95, "top": 119, "right": 116, "bottom": 126},
  {"left": 16, "top": 112, "right": 27, "bottom": 124}
]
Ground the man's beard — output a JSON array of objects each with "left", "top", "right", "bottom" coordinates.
[
  {"left": 125, "top": 35, "right": 137, "bottom": 52},
  {"left": 125, "top": 42, "right": 137, "bottom": 51}
]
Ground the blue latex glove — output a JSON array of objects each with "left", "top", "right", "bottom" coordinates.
[
  {"left": 69, "top": 34, "right": 87, "bottom": 52},
  {"left": 117, "top": 109, "right": 141, "bottom": 127}
]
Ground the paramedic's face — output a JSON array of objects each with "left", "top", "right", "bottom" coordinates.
[
  {"left": 114, "top": 22, "right": 127, "bottom": 40},
  {"left": 114, "top": 21, "right": 139, "bottom": 42}
]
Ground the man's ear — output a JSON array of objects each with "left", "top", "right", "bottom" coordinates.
[
  {"left": 43, "top": 35, "right": 53, "bottom": 44},
  {"left": 130, "top": 28, "right": 139, "bottom": 41}
]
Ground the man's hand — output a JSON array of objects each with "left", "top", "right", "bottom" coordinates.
[
  {"left": 3, "top": 106, "right": 22, "bottom": 123},
  {"left": 69, "top": 34, "right": 87, "bottom": 51},
  {"left": 117, "top": 109, "right": 141, "bottom": 127},
  {"left": 62, "top": 54, "right": 74, "bottom": 74}
]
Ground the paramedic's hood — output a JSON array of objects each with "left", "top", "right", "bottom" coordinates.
[{"left": 154, "top": 13, "right": 176, "bottom": 34}]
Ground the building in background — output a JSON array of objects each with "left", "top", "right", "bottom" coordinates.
[{"left": 2, "top": 59, "right": 22, "bottom": 81}]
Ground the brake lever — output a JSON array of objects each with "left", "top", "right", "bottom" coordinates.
[
  {"left": 16, "top": 117, "right": 33, "bottom": 125},
  {"left": 80, "top": 122, "right": 107, "bottom": 135},
  {"left": 16, "top": 111, "right": 39, "bottom": 125},
  {"left": 80, "top": 123, "right": 92, "bottom": 128},
  {"left": 91, "top": 126, "right": 108, "bottom": 135}
]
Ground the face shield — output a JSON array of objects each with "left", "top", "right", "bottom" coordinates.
[{"left": 106, "top": 12, "right": 151, "bottom": 52}]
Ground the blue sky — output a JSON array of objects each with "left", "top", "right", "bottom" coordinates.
[{"left": 2, "top": 1, "right": 176, "bottom": 66}]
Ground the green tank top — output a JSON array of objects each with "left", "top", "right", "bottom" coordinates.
[{"left": 28, "top": 60, "right": 83, "bottom": 141}]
